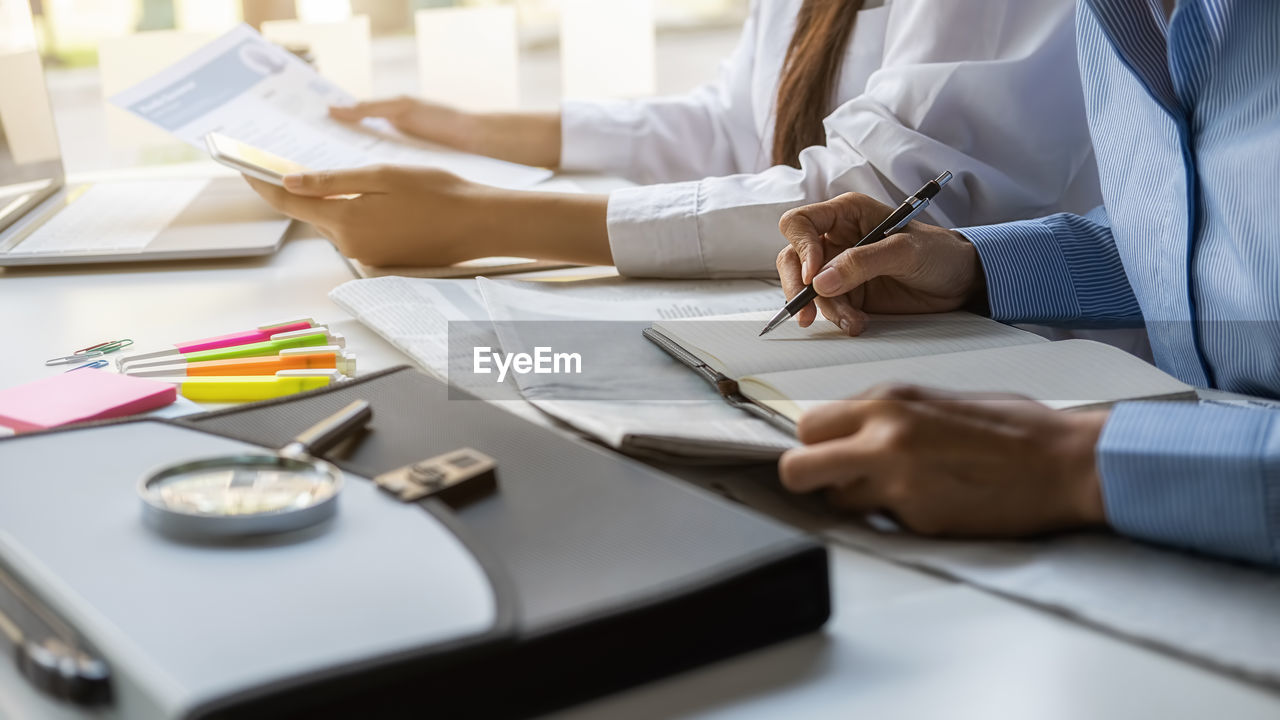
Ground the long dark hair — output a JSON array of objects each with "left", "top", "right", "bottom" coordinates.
[{"left": 772, "top": 0, "right": 863, "bottom": 168}]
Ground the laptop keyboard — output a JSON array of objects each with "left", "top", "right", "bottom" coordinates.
[{"left": 8, "top": 179, "right": 208, "bottom": 255}]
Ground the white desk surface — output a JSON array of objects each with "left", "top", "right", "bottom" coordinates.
[{"left": 1, "top": 173, "right": 1278, "bottom": 720}]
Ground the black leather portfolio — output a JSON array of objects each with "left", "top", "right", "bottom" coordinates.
[{"left": 0, "top": 366, "right": 829, "bottom": 719}]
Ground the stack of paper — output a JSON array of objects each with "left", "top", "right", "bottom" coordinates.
[{"left": 331, "top": 275, "right": 799, "bottom": 460}]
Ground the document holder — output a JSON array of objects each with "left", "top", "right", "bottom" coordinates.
[{"left": 0, "top": 366, "right": 829, "bottom": 719}]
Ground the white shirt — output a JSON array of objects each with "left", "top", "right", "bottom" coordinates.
[{"left": 560, "top": 0, "right": 1101, "bottom": 278}]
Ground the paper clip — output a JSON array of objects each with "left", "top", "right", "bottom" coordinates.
[
  {"left": 75, "top": 339, "right": 133, "bottom": 355},
  {"left": 45, "top": 339, "right": 134, "bottom": 366},
  {"left": 46, "top": 351, "right": 103, "bottom": 366},
  {"left": 65, "top": 359, "right": 110, "bottom": 372}
]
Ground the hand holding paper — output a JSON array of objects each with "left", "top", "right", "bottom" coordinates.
[
  {"left": 329, "top": 98, "right": 563, "bottom": 170},
  {"left": 244, "top": 166, "right": 494, "bottom": 267},
  {"left": 109, "top": 25, "right": 551, "bottom": 190},
  {"left": 108, "top": 25, "right": 619, "bottom": 268},
  {"left": 244, "top": 164, "right": 610, "bottom": 268}
]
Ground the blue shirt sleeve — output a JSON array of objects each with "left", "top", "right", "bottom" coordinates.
[
  {"left": 957, "top": 210, "right": 1280, "bottom": 567},
  {"left": 1099, "top": 402, "right": 1280, "bottom": 567},
  {"left": 957, "top": 206, "right": 1144, "bottom": 327}
]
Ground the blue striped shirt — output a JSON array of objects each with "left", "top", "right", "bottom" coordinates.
[{"left": 959, "top": 0, "right": 1280, "bottom": 567}]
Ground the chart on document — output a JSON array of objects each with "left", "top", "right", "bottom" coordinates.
[{"left": 109, "top": 25, "right": 551, "bottom": 190}]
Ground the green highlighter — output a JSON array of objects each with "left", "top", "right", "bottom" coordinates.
[{"left": 118, "top": 329, "right": 345, "bottom": 371}]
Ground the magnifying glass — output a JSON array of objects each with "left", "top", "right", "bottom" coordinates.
[{"left": 139, "top": 400, "right": 372, "bottom": 539}]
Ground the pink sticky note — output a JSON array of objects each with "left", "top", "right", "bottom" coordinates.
[{"left": 0, "top": 370, "right": 177, "bottom": 433}]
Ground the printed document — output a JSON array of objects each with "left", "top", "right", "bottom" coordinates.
[
  {"left": 475, "top": 277, "right": 799, "bottom": 460},
  {"left": 331, "top": 275, "right": 799, "bottom": 460},
  {"left": 328, "top": 276, "right": 536, "bottom": 417},
  {"left": 110, "top": 25, "right": 551, "bottom": 190},
  {"left": 329, "top": 275, "right": 494, "bottom": 379}
]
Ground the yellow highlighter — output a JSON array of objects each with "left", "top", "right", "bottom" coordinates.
[{"left": 154, "top": 370, "right": 346, "bottom": 403}]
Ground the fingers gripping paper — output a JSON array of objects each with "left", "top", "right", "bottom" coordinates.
[{"left": 109, "top": 25, "right": 551, "bottom": 190}]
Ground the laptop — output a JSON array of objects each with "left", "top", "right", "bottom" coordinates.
[{"left": 0, "top": 37, "right": 289, "bottom": 267}]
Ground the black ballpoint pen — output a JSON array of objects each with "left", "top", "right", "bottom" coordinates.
[{"left": 758, "top": 170, "right": 954, "bottom": 337}]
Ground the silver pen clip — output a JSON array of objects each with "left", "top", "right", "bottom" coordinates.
[{"left": 885, "top": 197, "right": 930, "bottom": 236}]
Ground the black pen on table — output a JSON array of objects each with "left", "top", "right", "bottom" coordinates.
[{"left": 758, "top": 170, "right": 954, "bottom": 337}]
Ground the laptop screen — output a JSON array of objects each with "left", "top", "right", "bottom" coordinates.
[{"left": 0, "top": 0, "right": 65, "bottom": 234}]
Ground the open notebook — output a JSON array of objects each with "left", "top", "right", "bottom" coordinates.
[{"left": 645, "top": 311, "right": 1196, "bottom": 430}]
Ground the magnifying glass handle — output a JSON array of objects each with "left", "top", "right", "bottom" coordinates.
[{"left": 281, "top": 399, "right": 373, "bottom": 459}]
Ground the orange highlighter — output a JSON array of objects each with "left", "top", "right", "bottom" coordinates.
[{"left": 123, "top": 347, "right": 355, "bottom": 378}]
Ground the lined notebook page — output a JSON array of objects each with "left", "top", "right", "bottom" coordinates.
[
  {"left": 654, "top": 310, "right": 1043, "bottom": 378},
  {"left": 739, "top": 339, "right": 1195, "bottom": 422}
]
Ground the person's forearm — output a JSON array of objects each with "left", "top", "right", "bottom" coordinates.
[
  {"left": 452, "top": 111, "right": 562, "bottom": 169},
  {"left": 473, "top": 188, "right": 613, "bottom": 266}
]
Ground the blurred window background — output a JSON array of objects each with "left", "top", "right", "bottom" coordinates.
[
  {"left": 29, "top": 1, "right": 747, "bottom": 64},
  {"left": 19, "top": 0, "right": 747, "bottom": 172}
]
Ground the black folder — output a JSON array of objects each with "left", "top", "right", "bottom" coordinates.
[{"left": 0, "top": 366, "right": 828, "bottom": 718}]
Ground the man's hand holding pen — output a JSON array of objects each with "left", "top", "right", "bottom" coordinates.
[
  {"left": 774, "top": 192, "right": 985, "bottom": 337},
  {"left": 774, "top": 192, "right": 1109, "bottom": 537}
]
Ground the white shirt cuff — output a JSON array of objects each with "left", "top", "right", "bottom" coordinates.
[
  {"left": 605, "top": 181, "right": 706, "bottom": 277},
  {"left": 560, "top": 99, "right": 640, "bottom": 173}
]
